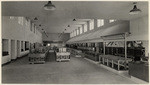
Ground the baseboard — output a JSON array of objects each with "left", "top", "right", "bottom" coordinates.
[
  {"left": 2, "top": 61, "right": 11, "bottom": 66},
  {"left": 84, "top": 58, "right": 99, "bottom": 64},
  {"left": 2, "top": 53, "right": 29, "bottom": 66},
  {"left": 17, "top": 53, "right": 29, "bottom": 59}
]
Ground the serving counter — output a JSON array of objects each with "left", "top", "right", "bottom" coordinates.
[{"left": 28, "top": 53, "right": 46, "bottom": 64}]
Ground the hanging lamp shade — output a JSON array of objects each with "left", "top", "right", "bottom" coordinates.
[
  {"left": 129, "top": 3, "right": 141, "bottom": 15},
  {"left": 68, "top": 25, "right": 70, "bottom": 27},
  {"left": 34, "top": 17, "right": 38, "bottom": 20},
  {"left": 73, "top": 19, "right": 76, "bottom": 21},
  {"left": 44, "top": 1, "right": 56, "bottom": 10}
]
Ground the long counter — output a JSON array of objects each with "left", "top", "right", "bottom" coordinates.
[
  {"left": 28, "top": 51, "right": 48, "bottom": 64},
  {"left": 99, "top": 55, "right": 132, "bottom": 70}
]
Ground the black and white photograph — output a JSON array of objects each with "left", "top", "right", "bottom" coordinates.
[{"left": 1, "top": 0, "right": 149, "bottom": 84}]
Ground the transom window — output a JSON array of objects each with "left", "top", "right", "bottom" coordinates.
[{"left": 109, "top": 19, "right": 117, "bottom": 23}]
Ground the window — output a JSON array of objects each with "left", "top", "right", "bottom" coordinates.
[
  {"left": 30, "top": 22, "right": 32, "bottom": 31},
  {"left": 84, "top": 24, "right": 87, "bottom": 32},
  {"left": 72, "top": 31, "right": 75, "bottom": 37},
  {"left": 109, "top": 19, "right": 117, "bottom": 23},
  {"left": 25, "top": 18, "right": 28, "bottom": 26},
  {"left": 21, "top": 41, "right": 24, "bottom": 52},
  {"left": 77, "top": 29, "right": 79, "bottom": 35},
  {"left": 34, "top": 25, "right": 36, "bottom": 33},
  {"left": 74, "top": 30, "right": 77, "bottom": 36},
  {"left": 10, "top": 16, "right": 15, "bottom": 20},
  {"left": 73, "top": 32, "right": 74, "bottom": 37},
  {"left": 80, "top": 26, "right": 83, "bottom": 34},
  {"left": 97, "top": 19, "right": 104, "bottom": 27},
  {"left": 31, "top": 23, "right": 35, "bottom": 32},
  {"left": 71, "top": 32, "right": 74, "bottom": 38},
  {"left": 2, "top": 39, "right": 9, "bottom": 56},
  {"left": 89, "top": 19, "right": 94, "bottom": 30},
  {"left": 25, "top": 41, "right": 29, "bottom": 50},
  {"left": 25, "top": 20, "right": 28, "bottom": 26},
  {"left": 72, "top": 32, "right": 73, "bottom": 37},
  {"left": 18, "top": 17, "right": 23, "bottom": 25},
  {"left": 70, "top": 32, "right": 72, "bottom": 38},
  {"left": 71, "top": 32, "right": 73, "bottom": 37}
]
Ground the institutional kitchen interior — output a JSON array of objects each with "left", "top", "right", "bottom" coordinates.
[{"left": 1, "top": 1, "right": 149, "bottom": 84}]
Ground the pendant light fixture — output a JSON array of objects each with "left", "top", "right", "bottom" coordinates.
[
  {"left": 73, "top": 19, "right": 76, "bottom": 21},
  {"left": 44, "top": 1, "right": 56, "bottom": 11},
  {"left": 129, "top": 2, "right": 141, "bottom": 15},
  {"left": 68, "top": 25, "right": 70, "bottom": 27},
  {"left": 34, "top": 17, "right": 38, "bottom": 20}
]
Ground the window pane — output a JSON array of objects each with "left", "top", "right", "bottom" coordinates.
[
  {"left": 70, "top": 32, "right": 72, "bottom": 38},
  {"left": 80, "top": 26, "right": 83, "bottom": 34},
  {"left": 89, "top": 19, "right": 94, "bottom": 30},
  {"left": 10, "top": 16, "right": 14, "bottom": 19},
  {"left": 84, "top": 24, "right": 87, "bottom": 32},
  {"left": 74, "top": 30, "right": 76, "bottom": 36},
  {"left": 97, "top": 19, "right": 104, "bottom": 27},
  {"left": 109, "top": 19, "right": 116, "bottom": 23},
  {"left": 18, "top": 17, "right": 23, "bottom": 25},
  {"left": 77, "top": 29, "right": 79, "bottom": 35}
]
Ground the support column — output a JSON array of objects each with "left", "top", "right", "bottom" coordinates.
[
  {"left": 78, "top": 27, "right": 80, "bottom": 34},
  {"left": 124, "top": 33, "right": 127, "bottom": 69},
  {"left": 73, "top": 30, "right": 75, "bottom": 37},
  {"left": 8, "top": 39, "right": 11, "bottom": 61},
  {"left": 70, "top": 32, "right": 72, "bottom": 38},
  {"left": 15, "top": 40, "right": 17, "bottom": 59},
  {"left": 75, "top": 29, "right": 77, "bottom": 36},
  {"left": 94, "top": 19, "right": 97, "bottom": 29},
  {"left": 82, "top": 24, "right": 84, "bottom": 33},
  {"left": 104, "top": 19, "right": 109, "bottom": 26},
  {"left": 103, "top": 41, "right": 106, "bottom": 55},
  {"left": 87, "top": 21, "right": 90, "bottom": 31}
]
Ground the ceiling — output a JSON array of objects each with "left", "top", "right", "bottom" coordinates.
[{"left": 2, "top": 1, "right": 148, "bottom": 33}]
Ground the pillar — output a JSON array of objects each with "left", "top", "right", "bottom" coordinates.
[
  {"left": 82, "top": 24, "right": 84, "bottom": 33},
  {"left": 87, "top": 21, "right": 90, "bottom": 31},
  {"left": 94, "top": 19, "right": 97, "bottom": 29},
  {"left": 78, "top": 27, "right": 80, "bottom": 34}
]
